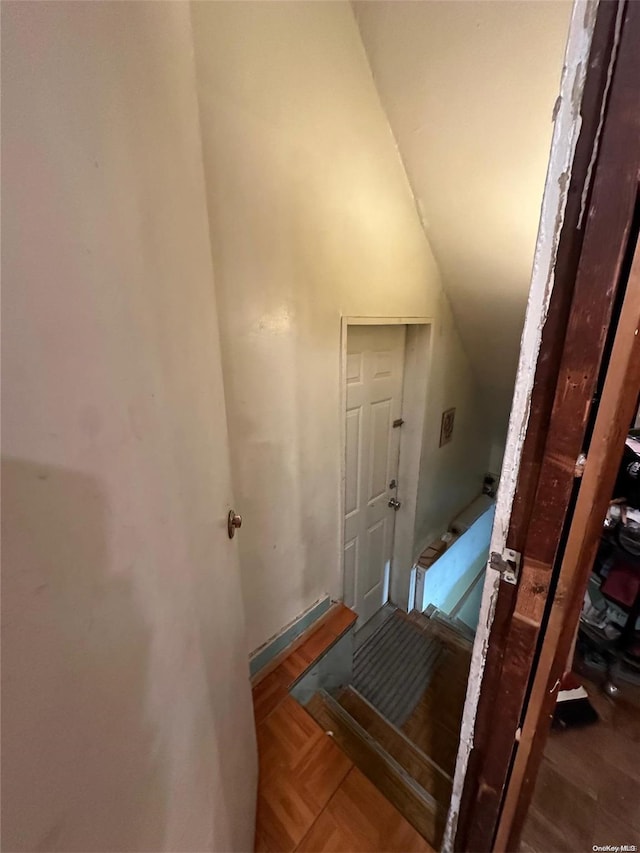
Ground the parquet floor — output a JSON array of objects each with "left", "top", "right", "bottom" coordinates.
[{"left": 252, "top": 604, "right": 434, "bottom": 853}]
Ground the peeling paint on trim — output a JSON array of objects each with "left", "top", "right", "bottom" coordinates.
[{"left": 441, "top": 3, "right": 599, "bottom": 850}]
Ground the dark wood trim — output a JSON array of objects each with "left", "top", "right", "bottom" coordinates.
[
  {"left": 455, "top": 3, "right": 621, "bottom": 846},
  {"left": 497, "top": 224, "right": 640, "bottom": 851},
  {"left": 477, "top": 0, "right": 640, "bottom": 841},
  {"left": 456, "top": 3, "right": 640, "bottom": 848}
]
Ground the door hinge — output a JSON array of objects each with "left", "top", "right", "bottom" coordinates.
[
  {"left": 393, "top": 418, "right": 405, "bottom": 428},
  {"left": 490, "top": 548, "right": 521, "bottom": 585}
]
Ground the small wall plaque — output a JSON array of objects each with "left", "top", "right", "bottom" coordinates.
[{"left": 439, "top": 407, "right": 456, "bottom": 447}]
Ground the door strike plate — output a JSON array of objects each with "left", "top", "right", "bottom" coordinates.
[{"left": 490, "top": 548, "right": 521, "bottom": 585}]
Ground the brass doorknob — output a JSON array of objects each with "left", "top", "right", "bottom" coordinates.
[{"left": 228, "top": 510, "right": 243, "bottom": 539}]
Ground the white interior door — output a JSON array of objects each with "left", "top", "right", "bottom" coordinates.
[{"left": 344, "top": 324, "right": 406, "bottom": 626}]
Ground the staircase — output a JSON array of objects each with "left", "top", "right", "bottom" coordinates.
[{"left": 296, "top": 607, "right": 473, "bottom": 849}]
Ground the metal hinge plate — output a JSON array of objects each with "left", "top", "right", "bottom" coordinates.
[{"left": 490, "top": 548, "right": 521, "bottom": 585}]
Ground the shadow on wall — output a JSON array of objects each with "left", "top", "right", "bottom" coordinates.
[{"left": 1, "top": 457, "right": 165, "bottom": 853}]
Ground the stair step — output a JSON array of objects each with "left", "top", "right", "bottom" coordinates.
[
  {"left": 452, "top": 616, "right": 477, "bottom": 643},
  {"left": 416, "top": 609, "right": 474, "bottom": 655},
  {"left": 306, "top": 690, "right": 446, "bottom": 848},
  {"left": 337, "top": 686, "right": 452, "bottom": 809}
]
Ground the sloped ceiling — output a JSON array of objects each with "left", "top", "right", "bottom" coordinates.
[{"left": 353, "top": 1, "right": 572, "bottom": 434}]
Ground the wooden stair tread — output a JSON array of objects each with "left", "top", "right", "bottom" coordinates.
[
  {"left": 406, "top": 609, "right": 474, "bottom": 656},
  {"left": 399, "top": 652, "right": 469, "bottom": 776},
  {"left": 305, "top": 691, "right": 446, "bottom": 849},
  {"left": 363, "top": 615, "right": 469, "bottom": 776},
  {"left": 401, "top": 696, "right": 463, "bottom": 776},
  {"left": 252, "top": 602, "right": 358, "bottom": 714},
  {"left": 337, "top": 686, "right": 452, "bottom": 808}
]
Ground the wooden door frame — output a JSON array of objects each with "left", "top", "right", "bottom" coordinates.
[
  {"left": 449, "top": 1, "right": 640, "bottom": 850},
  {"left": 339, "top": 317, "right": 432, "bottom": 615},
  {"left": 495, "top": 221, "right": 640, "bottom": 852}
]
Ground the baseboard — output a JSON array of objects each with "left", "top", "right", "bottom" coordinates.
[{"left": 248, "top": 595, "right": 331, "bottom": 679}]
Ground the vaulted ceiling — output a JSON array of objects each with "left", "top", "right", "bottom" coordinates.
[{"left": 353, "top": 0, "right": 572, "bottom": 435}]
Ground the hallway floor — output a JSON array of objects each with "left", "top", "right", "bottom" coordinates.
[
  {"left": 252, "top": 605, "right": 434, "bottom": 852},
  {"left": 520, "top": 674, "right": 640, "bottom": 852}
]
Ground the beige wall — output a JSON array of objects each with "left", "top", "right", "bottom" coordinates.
[
  {"left": 191, "top": 1, "right": 490, "bottom": 654},
  {"left": 2, "top": 4, "right": 256, "bottom": 851},
  {"left": 354, "top": 0, "right": 571, "bottom": 432}
]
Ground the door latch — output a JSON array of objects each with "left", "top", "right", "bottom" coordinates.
[
  {"left": 388, "top": 497, "right": 402, "bottom": 510},
  {"left": 489, "top": 548, "right": 521, "bottom": 585}
]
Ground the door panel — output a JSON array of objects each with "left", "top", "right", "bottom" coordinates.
[
  {"left": 369, "top": 400, "right": 392, "bottom": 499},
  {"left": 365, "top": 519, "right": 387, "bottom": 594},
  {"left": 344, "top": 538, "right": 358, "bottom": 609},
  {"left": 344, "top": 325, "right": 406, "bottom": 626},
  {"left": 345, "top": 408, "right": 362, "bottom": 515}
]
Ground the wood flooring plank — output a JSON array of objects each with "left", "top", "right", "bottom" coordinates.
[
  {"left": 613, "top": 697, "right": 640, "bottom": 746},
  {"left": 256, "top": 739, "right": 352, "bottom": 853},
  {"left": 293, "top": 734, "right": 353, "bottom": 810},
  {"left": 258, "top": 696, "right": 326, "bottom": 779},
  {"left": 519, "top": 807, "right": 575, "bottom": 853},
  {"left": 521, "top": 676, "right": 640, "bottom": 853},
  {"left": 254, "top": 670, "right": 290, "bottom": 725},
  {"left": 597, "top": 767, "right": 640, "bottom": 833},
  {"left": 256, "top": 696, "right": 352, "bottom": 852},
  {"left": 592, "top": 805, "right": 640, "bottom": 850},
  {"left": 540, "top": 731, "right": 601, "bottom": 797},
  {"left": 306, "top": 691, "right": 444, "bottom": 845},
  {"left": 527, "top": 761, "right": 597, "bottom": 851},
  {"left": 276, "top": 647, "right": 317, "bottom": 685},
  {"left": 257, "top": 777, "right": 320, "bottom": 853},
  {"left": 325, "top": 604, "right": 359, "bottom": 637},
  {"left": 302, "top": 608, "right": 357, "bottom": 661},
  {"left": 295, "top": 810, "right": 358, "bottom": 853},
  {"left": 297, "top": 768, "right": 434, "bottom": 853}
]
